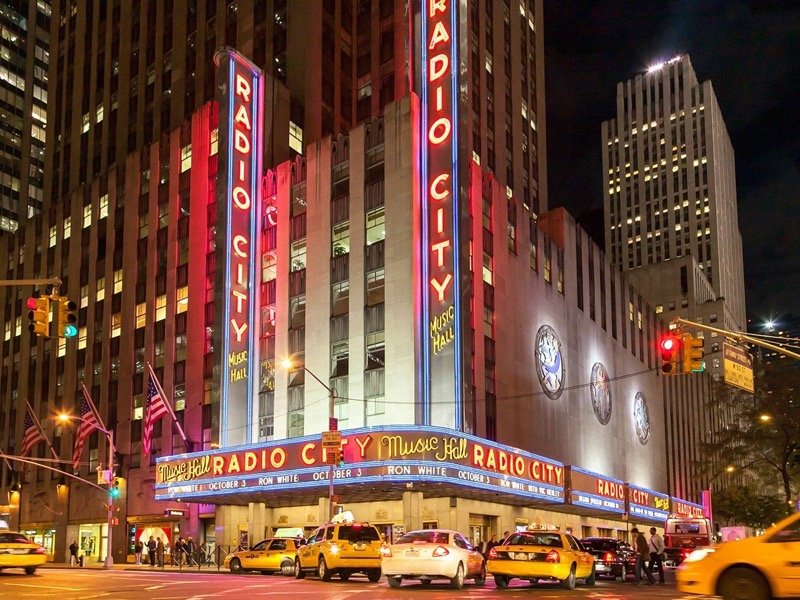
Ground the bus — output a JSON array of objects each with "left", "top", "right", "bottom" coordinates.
[{"left": 663, "top": 514, "right": 713, "bottom": 565}]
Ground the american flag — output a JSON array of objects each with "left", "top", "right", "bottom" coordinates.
[
  {"left": 71, "top": 389, "right": 100, "bottom": 470},
  {"left": 20, "top": 405, "right": 45, "bottom": 457},
  {"left": 143, "top": 375, "right": 168, "bottom": 455}
]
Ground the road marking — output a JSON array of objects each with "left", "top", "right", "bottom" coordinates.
[
  {"left": 145, "top": 585, "right": 165, "bottom": 590},
  {"left": 2, "top": 582, "right": 85, "bottom": 591}
]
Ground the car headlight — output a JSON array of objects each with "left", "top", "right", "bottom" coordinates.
[{"left": 682, "top": 547, "right": 715, "bottom": 563}]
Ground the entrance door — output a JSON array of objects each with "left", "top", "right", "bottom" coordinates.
[{"left": 468, "top": 514, "right": 496, "bottom": 550}]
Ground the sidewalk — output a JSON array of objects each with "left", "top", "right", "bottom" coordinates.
[{"left": 41, "top": 561, "right": 229, "bottom": 574}]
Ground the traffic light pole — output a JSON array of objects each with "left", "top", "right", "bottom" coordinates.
[
  {"left": 105, "top": 429, "right": 115, "bottom": 569},
  {"left": 0, "top": 277, "right": 62, "bottom": 288},
  {"left": 671, "top": 317, "right": 800, "bottom": 361}
]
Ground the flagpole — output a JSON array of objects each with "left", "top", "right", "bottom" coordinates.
[
  {"left": 26, "top": 400, "right": 60, "bottom": 463},
  {"left": 147, "top": 362, "right": 193, "bottom": 451}
]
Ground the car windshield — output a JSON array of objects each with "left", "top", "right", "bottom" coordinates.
[
  {"left": 506, "top": 533, "right": 563, "bottom": 548},
  {"left": 396, "top": 531, "right": 449, "bottom": 545},
  {"left": 667, "top": 520, "right": 707, "bottom": 535},
  {"left": 582, "top": 539, "right": 617, "bottom": 551},
  {"left": 338, "top": 526, "right": 380, "bottom": 542},
  {"left": 0, "top": 533, "right": 30, "bottom": 543}
]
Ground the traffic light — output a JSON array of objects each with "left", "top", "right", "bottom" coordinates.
[
  {"left": 56, "top": 297, "right": 78, "bottom": 338},
  {"left": 682, "top": 334, "right": 705, "bottom": 373},
  {"left": 659, "top": 335, "right": 681, "bottom": 375},
  {"left": 109, "top": 477, "right": 122, "bottom": 499},
  {"left": 26, "top": 296, "right": 51, "bottom": 337}
]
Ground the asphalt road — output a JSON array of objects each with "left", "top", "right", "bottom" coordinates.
[{"left": 0, "top": 568, "right": 716, "bottom": 600}]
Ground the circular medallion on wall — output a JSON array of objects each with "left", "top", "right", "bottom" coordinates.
[
  {"left": 633, "top": 391, "right": 651, "bottom": 445},
  {"left": 534, "top": 324, "right": 565, "bottom": 400},
  {"left": 590, "top": 362, "right": 612, "bottom": 425}
]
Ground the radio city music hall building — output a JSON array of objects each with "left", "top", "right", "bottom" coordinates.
[{"left": 0, "top": 1, "right": 705, "bottom": 562}]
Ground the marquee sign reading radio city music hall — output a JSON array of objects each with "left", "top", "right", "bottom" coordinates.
[{"left": 159, "top": 6, "right": 704, "bottom": 540}]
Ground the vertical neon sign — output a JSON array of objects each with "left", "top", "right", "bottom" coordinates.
[
  {"left": 420, "top": 0, "right": 463, "bottom": 429},
  {"left": 213, "top": 49, "right": 264, "bottom": 446}
]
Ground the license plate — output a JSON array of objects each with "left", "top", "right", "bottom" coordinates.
[
  {"left": 354, "top": 543, "right": 366, "bottom": 550},
  {"left": 513, "top": 552, "right": 528, "bottom": 561},
  {"left": 405, "top": 550, "right": 419, "bottom": 557}
]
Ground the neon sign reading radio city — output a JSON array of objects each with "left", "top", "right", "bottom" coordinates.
[{"left": 426, "top": 0, "right": 456, "bottom": 356}]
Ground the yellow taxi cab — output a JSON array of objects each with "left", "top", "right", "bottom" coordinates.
[
  {"left": 294, "top": 513, "right": 382, "bottom": 582},
  {"left": 487, "top": 529, "right": 595, "bottom": 590},
  {"left": 223, "top": 537, "right": 303, "bottom": 575},
  {"left": 0, "top": 530, "right": 48, "bottom": 575},
  {"left": 677, "top": 510, "right": 800, "bottom": 600}
]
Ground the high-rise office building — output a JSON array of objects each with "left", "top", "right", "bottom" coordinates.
[
  {"left": 0, "top": 0, "right": 50, "bottom": 233},
  {"left": 601, "top": 55, "right": 746, "bottom": 338}
]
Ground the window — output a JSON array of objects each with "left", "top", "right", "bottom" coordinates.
[
  {"left": 180, "top": 144, "right": 192, "bottom": 172},
  {"left": 331, "top": 280, "right": 349, "bottom": 316},
  {"left": 64, "top": 216, "right": 71, "bottom": 239},
  {"left": 366, "top": 207, "right": 385, "bottom": 245},
  {"left": 49, "top": 225, "right": 57, "bottom": 247},
  {"left": 289, "top": 121, "right": 303, "bottom": 154},
  {"left": 99, "top": 194, "right": 109, "bottom": 219},
  {"left": 96, "top": 277, "right": 105, "bottom": 301},
  {"left": 113, "top": 269, "right": 123, "bottom": 294},
  {"left": 290, "top": 239, "right": 306, "bottom": 271},
  {"left": 332, "top": 221, "right": 350, "bottom": 255},
  {"left": 262, "top": 252, "right": 277, "bottom": 283},
  {"left": 210, "top": 128, "right": 218, "bottom": 155},
  {"left": 482, "top": 252, "right": 493, "bottom": 285},
  {"left": 366, "top": 268, "right": 385, "bottom": 306},
  {"left": 135, "top": 303, "right": 147, "bottom": 328},
  {"left": 330, "top": 341, "right": 348, "bottom": 378},
  {"left": 287, "top": 386, "right": 304, "bottom": 437},
  {"left": 110, "top": 313, "right": 122, "bottom": 338},
  {"left": 176, "top": 286, "right": 188, "bottom": 313},
  {"left": 155, "top": 295, "right": 167, "bottom": 321}
]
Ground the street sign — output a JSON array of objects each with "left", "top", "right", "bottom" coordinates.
[
  {"left": 321, "top": 431, "right": 342, "bottom": 448},
  {"left": 164, "top": 509, "right": 186, "bottom": 517},
  {"left": 329, "top": 417, "right": 338, "bottom": 431},
  {"left": 97, "top": 469, "right": 112, "bottom": 485},
  {"left": 722, "top": 343, "right": 754, "bottom": 393}
]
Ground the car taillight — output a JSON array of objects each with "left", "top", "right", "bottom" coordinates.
[
  {"left": 432, "top": 546, "right": 449, "bottom": 557},
  {"left": 545, "top": 550, "right": 560, "bottom": 563},
  {"left": 488, "top": 547, "right": 499, "bottom": 560},
  {"left": 380, "top": 545, "right": 392, "bottom": 557},
  {"left": 34, "top": 547, "right": 46, "bottom": 554},
  {"left": 604, "top": 552, "right": 614, "bottom": 562}
]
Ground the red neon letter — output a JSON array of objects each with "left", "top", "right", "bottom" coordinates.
[
  {"left": 429, "top": 0, "right": 447, "bottom": 19},
  {"left": 428, "top": 21, "right": 450, "bottom": 51},
  {"left": 234, "top": 129, "right": 251, "bottom": 154},
  {"left": 232, "top": 187, "right": 251, "bottom": 210},
  {"left": 235, "top": 74, "right": 251, "bottom": 101},
  {"left": 233, "top": 235, "right": 248, "bottom": 258},
  {"left": 428, "top": 116, "right": 451, "bottom": 145},
  {"left": 230, "top": 318, "right": 248, "bottom": 342},
  {"left": 430, "top": 174, "right": 450, "bottom": 200},
  {"left": 429, "top": 54, "right": 449, "bottom": 82},
  {"left": 234, "top": 105, "right": 252, "bottom": 130},
  {"left": 432, "top": 240, "right": 450, "bottom": 266}
]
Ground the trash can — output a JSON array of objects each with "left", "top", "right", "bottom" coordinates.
[{"left": 79, "top": 555, "right": 85, "bottom": 567}]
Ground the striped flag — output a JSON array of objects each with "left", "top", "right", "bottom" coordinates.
[
  {"left": 143, "top": 371, "right": 169, "bottom": 455},
  {"left": 71, "top": 389, "right": 100, "bottom": 470},
  {"left": 21, "top": 405, "right": 45, "bottom": 457}
]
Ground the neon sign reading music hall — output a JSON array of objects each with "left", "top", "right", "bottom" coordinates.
[
  {"left": 420, "top": 0, "right": 463, "bottom": 428},
  {"left": 214, "top": 49, "right": 264, "bottom": 446}
]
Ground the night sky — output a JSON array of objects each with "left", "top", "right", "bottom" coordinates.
[{"left": 544, "top": 0, "right": 800, "bottom": 325}]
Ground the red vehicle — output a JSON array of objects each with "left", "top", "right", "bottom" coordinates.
[{"left": 664, "top": 514, "right": 713, "bottom": 565}]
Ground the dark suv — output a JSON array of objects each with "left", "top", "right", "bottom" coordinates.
[{"left": 580, "top": 537, "right": 637, "bottom": 581}]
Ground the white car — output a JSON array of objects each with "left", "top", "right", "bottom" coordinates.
[{"left": 381, "top": 529, "right": 486, "bottom": 589}]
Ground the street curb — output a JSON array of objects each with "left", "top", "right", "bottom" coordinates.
[{"left": 40, "top": 563, "right": 232, "bottom": 574}]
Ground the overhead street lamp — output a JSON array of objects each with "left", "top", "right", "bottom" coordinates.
[
  {"left": 58, "top": 413, "right": 116, "bottom": 569},
  {"left": 281, "top": 358, "right": 338, "bottom": 521}
]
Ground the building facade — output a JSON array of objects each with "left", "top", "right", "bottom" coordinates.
[
  {"left": 0, "top": 0, "right": 50, "bottom": 233},
  {"left": 0, "top": 1, "right": 702, "bottom": 563}
]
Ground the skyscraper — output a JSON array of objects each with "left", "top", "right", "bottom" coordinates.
[
  {"left": 0, "top": 0, "right": 50, "bottom": 233},
  {"left": 601, "top": 55, "right": 746, "bottom": 341}
]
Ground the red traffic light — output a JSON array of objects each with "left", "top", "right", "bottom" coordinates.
[
  {"left": 26, "top": 297, "right": 39, "bottom": 310},
  {"left": 660, "top": 338, "right": 675, "bottom": 351}
]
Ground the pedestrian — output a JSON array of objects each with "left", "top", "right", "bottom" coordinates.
[
  {"left": 69, "top": 540, "right": 79, "bottom": 567},
  {"left": 185, "top": 537, "right": 196, "bottom": 564},
  {"left": 484, "top": 534, "right": 498, "bottom": 558},
  {"left": 631, "top": 528, "right": 655, "bottom": 586},
  {"left": 502, "top": 530, "right": 510, "bottom": 542},
  {"left": 174, "top": 538, "right": 184, "bottom": 565},
  {"left": 134, "top": 538, "right": 144, "bottom": 565},
  {"left": 648, "top": 527, "right": 666, "bottom": 585},
  {"left": 147, "top": 535, "right": 157, "bottom": 567},
  {"left": 156, "top": 536, "right": 165, "bottom": 568}
]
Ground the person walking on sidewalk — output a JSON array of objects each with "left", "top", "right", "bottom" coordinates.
[
  {"left": 69, "top": 540, "right": 79, "bottom": 567},
  {"left": 134, "top": 539, "right": 144, "bottom": 565},
  {"left": 648, "top": 527, "right": 666, "bottom": 584},
  {"left": 632, "top": 528, "right": 655, "bottom": 586},
  {"left": 156, "top": 536, "right": 165, "bottom": 568},
  {"left": 147, "top": 536, "right": 157, "bottom": 567}
]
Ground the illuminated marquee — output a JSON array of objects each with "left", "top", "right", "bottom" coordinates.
[
  {"left": 420, "top": 0, "right": 463, "bottom": 427},
  {"left": 213, "top": 49, "right": 264, "bottom": 446},
  {"left": 567, "top": 466, "right": 626, "bottom": 513},
  {"left": 627, "top": 484, "right": 670, "bottom": 522},
  {"left": 670, "top": 497, "right": 705, "bottom": 518},
  {"left": 155, "top": 426, "right": 565, "bottom": 503}
]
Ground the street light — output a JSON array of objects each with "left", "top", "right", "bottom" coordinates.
[
  {"left": 758, "top": 414, "right": 772, "bottom": 423},
  {"left": 281, "top": 358, "right": 338, "bottom": 521},
  {"left": 58, "top": 412, "right": 116, "bottom": 569}
]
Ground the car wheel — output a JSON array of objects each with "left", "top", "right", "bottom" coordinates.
[
  {"left": 24, "top": 567, "right": 36, "bottom": 576},
  {"left": 281, "top": 559, "right": 295, "bottom": 576},
  {"left": 318, "top": 556, "right": 332, "bottom": 581},
  {"left": 718, "top": 567, "right": 770, "bottom": 600},
  {"left": 294, "top": 557, "right": 305, "bottom": 579},
  {"left": 367, "top": 569, "right": 382, "bottom": 583},
  {"left": 585, "top": 564, "right": 596, "bottom": 586},
  {"left": 561, "top": 564, "right": 576, "bottom": 590},
  {"left": 474, "top": 563, "right": 487, "bottom": 586},
  {"left": 494, "top": 574, "right": 510, "bottom": 589},
  {"left": 617, "top": 565, "right": 627, "bottom": 581},
  {"left": 229, "top": 558, "right": 242, "bottom": 574},
  {"left": 450, "top": 562, "right": 465, "bottom": 589},
  {"left": 387, "top": 576, "right": 401, "bottom": 588}
]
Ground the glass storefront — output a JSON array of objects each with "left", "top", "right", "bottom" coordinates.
[
  {"left": 78, "top": 523, "right": 108, "bottom": 563},
  {"left": 22, "top": 528, "right": 56, "bottom": 559}
]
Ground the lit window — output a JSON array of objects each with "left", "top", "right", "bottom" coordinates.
[
  {"left": 176, "top": 286, "right": 188, "bottom": 314},
  {"left": 482, "top": 252, "right": 493, "bottom": 285},
  {"left": 332, "top": 221, "right": 350, "bottom": 256},
  {"left": 58, "top": 337, "right": 66, "bottom": 357},
  {"left": 4, "top": 321, "right": 10, "bottom": 341},
  {"left": 63, "top": 216, "right": 71, "bottom": 239},
  {"left": 49, "top": 225, "right": 57, "bottom": 247},
  {"left": 262, "top": 252, "right": 277, "bottom": 283},
  {"left": 113, "top": 269, "right": 123, "bottom": 294},
  {"left": 289, "top": 121, "right": 303, "bottom": 154},
  {"left": 135, "top": 303, "right": 147, "bottom": 328},
  {"left": 111, "top": 313, "right": 122, "bottom": 338},
  {"left": 155, "top": 295, "right": 167, "bottom": 321},
  {"left": 78, "top": 327, "right": 87, "bottom": 349},
  {"left": 210, "top": 129, "right": 219, "bottom": 155},
  {"left": 83, "top": 203, "right": 92, "bottom": 228},
  {"left": 180, "top": 144, "right": 192, "bottom": 172},
  {"left": 82, "top": 112, "right": 90, "bottom": 133},
  {"left": 95, "top": 103, "right": 104, "bottom": 123},
  {"left": 99, "top": 194, "right": 109, "bottom": 219},
  {"left": 290, "top": 240, "right": 306, "bottom": 272},
  {"left": 366, "top": 207, "right": 385, "bottom": 245}
]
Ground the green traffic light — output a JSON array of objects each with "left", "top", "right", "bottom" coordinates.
[
  {"left": 109, "top": 487, "right": 121, "bottom": 499},
  {"left": 64, "top": 324, "right": 78, "bottom": 338}
]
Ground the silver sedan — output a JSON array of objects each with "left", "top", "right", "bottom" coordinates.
[{"left": 381, "top": 529, "right": 486, "bottom": 589}]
